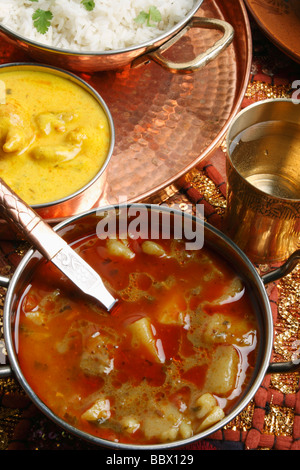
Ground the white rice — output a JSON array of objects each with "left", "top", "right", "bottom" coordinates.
[{"left": 0, "top": 0, "right": 195, "bottom": 52}]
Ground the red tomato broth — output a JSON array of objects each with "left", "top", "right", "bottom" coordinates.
[{"left": 15, "top": 231, "right": 259, "bottom": 445}]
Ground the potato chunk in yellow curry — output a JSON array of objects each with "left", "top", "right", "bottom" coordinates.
[{"left": 0, "top": 70, "right": 110, "bottom": 205}]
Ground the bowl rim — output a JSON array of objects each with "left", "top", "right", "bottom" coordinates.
[{"left": 0, "top": 61, "right": 115, "bottom": 209}]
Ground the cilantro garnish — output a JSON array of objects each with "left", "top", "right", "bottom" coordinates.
[
  {"left": 32, "top": 9, "right": 53, "bottom": 34},
  {"left": 81, "top": 0, "right": 95, "bottom": 11},
  {"left": 134, "top": 6, "right": 162, "bottom": 27},
  {"left": 30, "top": 0, "right": 95, "bottom": 35}
]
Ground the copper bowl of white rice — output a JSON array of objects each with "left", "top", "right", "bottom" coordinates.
[{"left": 0, "top": 0, "right": 234, "bottom": 73}]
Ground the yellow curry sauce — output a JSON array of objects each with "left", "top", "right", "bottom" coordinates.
[{"left": 0, "top": 70, "right": 110, "bottom": 205}]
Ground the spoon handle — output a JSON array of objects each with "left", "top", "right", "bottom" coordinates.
[
  {"left": 0, "top": 177, "right": 67, "bottom": 259},
  {"left": 0, "top": 177, "right": 117, "bottom": 310}
]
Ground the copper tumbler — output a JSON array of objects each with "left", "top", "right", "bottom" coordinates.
[{"left": 224, "top": 99, "right": 300, "bottom": 264}]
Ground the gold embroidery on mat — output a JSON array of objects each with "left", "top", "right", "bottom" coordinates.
[
  {"left": 271, "top": 264, "right": 300, "bottom": 395},
  {"left": 263, "top": 404, "right": 295, "bottom": 436}
]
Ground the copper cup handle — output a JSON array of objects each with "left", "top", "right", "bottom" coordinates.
[
  {"left": 0, "top": 178, "right": 66, "bottom": 260},
  {"left": 132, "top": 17, "right": 234, "bottom": 73}
]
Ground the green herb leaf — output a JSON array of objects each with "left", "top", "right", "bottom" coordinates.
[
  {"left": 134, "top": 6, "right": 162, "bottom": 27},
  {"left": 32, "top": 9, "right": 53, "bottom": 34},
  {"left": 149, "top": 6, "right": 162, "bottom": 24},
  {"left": 134, "top": 10, "right": 149, "bottom": 25},
  {"left": 29, "top": 0, "right": 39, "bottom": 2},
  {"left": 81, "top": 0, "right": 95, "bottom": 11}
]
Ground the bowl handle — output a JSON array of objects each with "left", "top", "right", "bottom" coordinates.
[
  {"left": 132, "top": 17, "right": 234, "bottom": 73},
  {"left": 261, "top": 250, "right": 300, "bottom": 285},
  {"left": 0, "top": 275, "right": 12, "bottom": 378},
  {"left": 261, "top": 250, "right": 300, "bottom": 374}
]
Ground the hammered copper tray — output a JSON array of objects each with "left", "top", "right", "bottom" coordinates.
[{"left": 0, "top": 0, "right": 251, "bottom": 211}]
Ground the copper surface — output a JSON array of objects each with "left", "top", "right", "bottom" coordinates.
[
  {"left": 131, "top": 17, "right": 234, "bottom": 73},
  {"left": 245, "top": 0, "right": 300, "bottom": 64},
  {"left": 93, "top": 0, "right": 252, "bottom": 206},
  {"left": 0, "top": 0, "right": 251, "bottom": 233}
]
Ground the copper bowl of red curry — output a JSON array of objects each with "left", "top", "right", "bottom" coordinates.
[{"left": 1, "top": 204, "right": 299, "bottom": 450}]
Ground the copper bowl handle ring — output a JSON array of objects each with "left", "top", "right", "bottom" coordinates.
[{"left": 131, "top": 17, "right": 235, "bottom": 73}]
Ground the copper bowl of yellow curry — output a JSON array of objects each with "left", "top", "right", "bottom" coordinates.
[{"left": 0, "top": 63, "right": 114, "bottom": 230}]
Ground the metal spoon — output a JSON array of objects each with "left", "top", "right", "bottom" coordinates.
[{"left": 0, "top": 177, "right": 117, "bottom": 311}]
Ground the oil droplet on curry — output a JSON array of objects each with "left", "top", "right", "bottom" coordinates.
[{"left": 0, "top": 70, "right": 110, "bottom": 204}]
